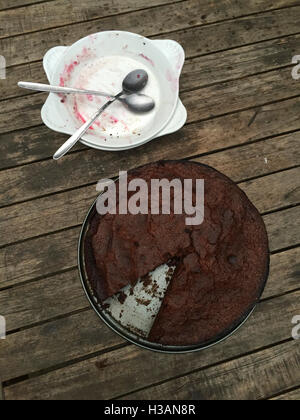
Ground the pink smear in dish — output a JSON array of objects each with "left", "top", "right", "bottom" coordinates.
[
  {"left": 139, "top": 53, "right": 155, "bottom": 67},
  {"left": 86, "top": 94, "right": 94, "bottom": 102},
  {"left": 73, "top": 99, "right": 94, "bottom": 130},
  {"left": 59, "top": 47, "right": 93, "bottom": 88},
  {"left": 110, "top": 116, "right": 119, "bottom": 124},
  {"left": 166, "top": 69, "right": 178, "bottom": 92}
]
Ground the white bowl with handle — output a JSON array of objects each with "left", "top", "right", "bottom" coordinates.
[{"left": 42, "top": 31, "right": 187, "bottom": 151}]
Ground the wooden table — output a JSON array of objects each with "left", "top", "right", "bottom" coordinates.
[{"left": 0, "top": 0, "right": 299, "bottom": 401}]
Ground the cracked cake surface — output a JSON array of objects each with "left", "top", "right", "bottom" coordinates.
[{"left": 84, "top": 161, "right": 269, "bottom": 346}]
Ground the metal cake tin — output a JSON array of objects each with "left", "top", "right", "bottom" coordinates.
[{"left": 78, "top": 163, "right": 270, "bottom": 354}]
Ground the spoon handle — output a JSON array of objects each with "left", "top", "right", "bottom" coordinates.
[
  {"left": 18, "top": 81, "right": 114, "bottom": 99},
  {"left": 53, "top": 92, "right": 123, "bottom": 160}
]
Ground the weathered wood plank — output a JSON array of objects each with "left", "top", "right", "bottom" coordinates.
[
  {"left": 0, "top": 162, "right": 299, "bottom": 248},
  {"left": 2, "top": 5, "right": 300, "bottom": 69},
  {"left": 0, "top": 245, "right": 298, "bottom": 333},
  {"left": 0, "top": 0, "right": 187, "bottom": 39},
  {"left": 240, "top": 167, "right": 300, "bottom": 214},
  {"left": 1, "top": 124, "right": 299, "bottom": 209},
  {"left": 2, "top": 64, "right": 298, "bottom": 136},
  {"left": 2, "top": 0, "right": 299, "bottom": 39},
  {"left": 157, "top": 5, "right": 300, "bottom": 58},
  {"left": 0, "top": 309, "right": 125, "bottom": 383},
  {"left": 184, "top": 67, "right": 300, "bottom": 124},
  {"left": 0, "top": 227, "right": 80, "bottom": 288},
  {"left": 121, "top": 340, "right": 300, "bottom": 400},
  {"left": 4, "top": 31, "right": 299, "bottom": 102},
  {"left": 264, "top": 247, "right": 300, "bottom": 299},
  {"left": 0, "top": 0, "right": 52, "bottom": 12},
  {"left": 270, "top": 388, "right": 300, "bottom": 400},
  {"left": 264, "top": 207, "right": 300, "bottom": 252},
  {"left": 1, "top": 92, "right": 300, "bottom": 171},
  {"left": 196, "top": 132, "right": 300, "bottom": 183},
  {"left": 0, "top": 269, "right": 88, "bottom": 332},
  {"left": 180, "top": 33, "right": 300, "bottom": 92},
  {"left": 0, "top": 184, "right": 96, "bottom": 246},
  {"left": 3, "top": 292, "right": 299, "bottom": 399}
]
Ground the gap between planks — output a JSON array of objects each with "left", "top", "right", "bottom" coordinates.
[
  {"left": 2, "top": 3, "right": 300, "bottom": 72},
  {"left": 2, "top": 295, "right": 299, "bottom": 399},
  {"left": 0, "top": 0, "right": 54, "bottom": 13},
  {"left": 268, "top": 386, "right": 300, "bottom": 400},
  {"left": 118, "top": 339, "right": 299, "bottom": 400},
  {"left": 0, "top": 0, "right": 187, "bottom": 40},
  {"left": 0, "top": 122, "right": 299, "bottom": 211}
]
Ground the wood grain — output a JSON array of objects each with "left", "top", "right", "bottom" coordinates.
[
  {"left": 2, "top": 0, "right": 299, "bottom": 39},
  {"left": 3, "top": 292, "right": 299, "bottom": 399},
  {"left": 0, "top": 0, "right": 190, "bottom": 39},
  {"left": 183, "top": 67, "right": 300, "bottom": 124},
  {"left": 0, "top": 309, "right": 125, "bottom": 383},
  {"left": 121, "top": 340, "right": 300, "bottom": 400},
  {"left": 2, "top": 5, "right": 300, "bottom": 69},
  {"left": 0, "top": 382, "right": 3, "bottom": 400},
  {"left": 0, "top": 0, "right": 53, "bottom": 12},
  {"left": 196, "top": 133, "right": 300, "bottom": 183},
  {"left": 270, "top": 388, "right": 300, "bottom": 400},
  {"left": 2, "top": 127, "right": 299, "bottom": 209},
  {"left": 0, "top": 269, "right": 88, "bottom": 332},
  {"left": 264, "top": 247, "right": 300, "bottom": 299},
  {"left": 265, "top": 206, "right": 300, "bottom": 252},
  {"left": 0, "top": 227, "right": 80, "bottom": 289},
  {"left": 240, "top": 167, "right": 300, "bottom": 214}
]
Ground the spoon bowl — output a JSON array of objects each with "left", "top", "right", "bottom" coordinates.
[
  {"left": 120, "top": 93, "right": 155, "bottom": 113},
  {"left": 122, "top": 69, "right": 148, "bottom": 93}
]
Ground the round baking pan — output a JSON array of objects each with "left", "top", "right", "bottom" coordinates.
[{"left": 78, "top": 165, "right": 270, "bottom": 353}]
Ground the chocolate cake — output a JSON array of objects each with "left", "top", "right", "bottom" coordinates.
[{"left": 84, "top": 161, "right": 269, "bottom": 347}]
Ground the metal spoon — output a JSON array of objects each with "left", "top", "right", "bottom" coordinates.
[
  {"left": 53, "top": 70, "right": 153, "bottom": 160},
  {"left": 18, "top": 70, "right": 154, "bottom": 113}
]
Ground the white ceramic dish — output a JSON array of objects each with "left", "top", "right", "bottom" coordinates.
[{"left": 42, "top": 31, "right": 187, "bottom": 152}]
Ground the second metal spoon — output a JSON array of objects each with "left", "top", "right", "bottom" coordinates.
[{"left": 18, "top": 70, "right": 154, "bottom": 113}]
